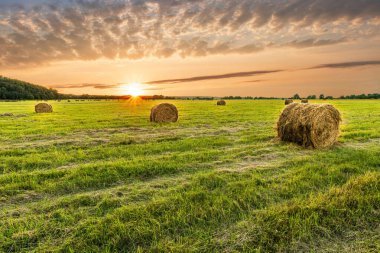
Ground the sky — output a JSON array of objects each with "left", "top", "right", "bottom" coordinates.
[{"left": 0, "top": 0, "right": 379, "bottom": 97}]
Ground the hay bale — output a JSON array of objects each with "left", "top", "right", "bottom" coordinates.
[
  {"left": 35, "top": 103, "right": 53, "bottom": 113},
  {"left": 285, "top": 99, "right": 293, "bottom": 105},
  {"left": 277, "top": 103, "right": 341, "bottom": 148},
  {"left": 150, "top": 103, "right": 178, "bottom": 123},
  {"left": 301, "top": 99, "right": 308, "bottom": 103},
  {"left": 217, "top": 100, "right": 226, "bottom": 106},
  {"left": 0, "top": 113, "right": 14, "bottom": 117}
]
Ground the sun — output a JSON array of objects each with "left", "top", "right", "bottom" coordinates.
[{"left": 122, "top": 82, "right": 144, "bottom": 97}]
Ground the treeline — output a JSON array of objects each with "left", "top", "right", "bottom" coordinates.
[
  {"left": 338, "top": 93, "right": 380, "bottom": 99},
  {"left": 203, "top": 94, "right": 380, "bottom": 100},
  {"left": 0, "top": 76, "right": 60, "bottom": 100},
  {"left": 147, "top": 95, "right": 176, "bottom": 100},
  {"left": 0, "top": 77, "right": 131, "bottom": 100},
  {"left": 291, "top": 93, "right": 380, "bottom": 100},
  {"left": 221, "top": 94, "right": 379, "bottom": 100},
  {"left": 222, "top": 96, "right": 279, "bottom": 100},
  {"left": 291, "top": 94, "right": 333, "bottom": 100}
]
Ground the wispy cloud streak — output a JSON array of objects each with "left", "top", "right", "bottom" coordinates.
[
  {"left": 145, "top": 70, "right": 282, "bottom": 84},
  {"left": 309, "top": 60, "right": 380, "bottom": 69},
  {"left": 51, "top": 83, "right": 164, "bottom": 91},
  {"left": 50, "top": 83, "right": 119, "bottom": 89},
  {"left": 146, "top": 60, "right": 380, "bottom": 85}
]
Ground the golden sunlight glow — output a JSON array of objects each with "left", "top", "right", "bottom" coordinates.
[{"left": 121, "top": 82, "right": 144, "bottom": 97}]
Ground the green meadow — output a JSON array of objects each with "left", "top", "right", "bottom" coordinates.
[{"left": 0, "top": 99, "right": 379, "bottom": 252}]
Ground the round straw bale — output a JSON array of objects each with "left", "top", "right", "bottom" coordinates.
[
  {"left": 217, "top": 100, "right": 226, "bottom": 106},
  {"left": 301, "top": 99, "right": 308, "bottom": 103},
  {"left": 285, "top": 99, "right": 293, "bottom": 105},
  {"left": 277, "top": 103, "right": 341, "bottom": 148},
  {"left": 150, "top": 103, "right": 178, "bottom": 123},
  {"left": 35, "top": 103, "right": 53, "bottom": 113}
]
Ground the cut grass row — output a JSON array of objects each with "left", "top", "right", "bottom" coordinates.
[{"left": 1, "top": 143, "right": 378, "bottom": 252}]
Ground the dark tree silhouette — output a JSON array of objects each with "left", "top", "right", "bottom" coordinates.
[
  {"left": 0, "top": 76, "right": 59, "bottom": 100},
  {"left": 292, "top": 94, "right": 301, "bottom": 99}
]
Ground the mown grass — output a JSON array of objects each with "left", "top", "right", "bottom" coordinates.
[{"left": 0, "top": 99, "right": 379, "bottom": 252}]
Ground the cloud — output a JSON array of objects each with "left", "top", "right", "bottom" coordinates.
[
  {"left": 146, "top": 59, "right": 380, "bottom": 85},
  {"left": 51, "top": 82, "right": 164, "bottom": 91},
  {"left": 241, "top": 80, "right": 265, "bottom": 83},
  {"left": 0, "top": 0, "right": 379, "bottom": 66},
  {"left": 309, "top": 60, "right": 380, "bottom": 69},
  {"left": 145, "top": 70, "right": 282, "bottom": 84},
  {"left": 50, "top": 83, "right": 119, "bottom": 89},
  {"left": 284, "top": 38, "right": 348, "bottom": 48}
]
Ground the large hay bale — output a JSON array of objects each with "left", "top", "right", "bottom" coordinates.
[
  {"left": 217, "top": 100, "right": 226, "bottom": 106},
  {"left": 35, "top": 103, "right": 53, "bottom": 113},
  {"left": 150, "top": 103, "right": 178, "bottom": 123},
  {"left": 301, "top": 99, "right": 308, "bottom": 103},
  {"left": 277, "top": 103, "right": 341, "bottom": 148},
  {"left": 285, "top": 99, "right": 293, "bottom": 105}
]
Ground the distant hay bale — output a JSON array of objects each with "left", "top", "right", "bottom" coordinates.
[
  {"left": 301, "top": 99, "right": 308, "bottom": 103},
  {"left": 0, "top": 113, "right": 14, "bottom": 117},
  {"left": 150, "top": 103, "right": 178, "bottom": 123},
  {"left": 217, "top": 100, "right": 226, "bottom": 106},
  {"left": 277, "top": 103, "right": 341, "bottom": 148},
  {"left": 285, "top": 99, "right": 293, "bottom": 105},
  {"left": 35, "top": 103, "right": 53, "bottom": 113}
]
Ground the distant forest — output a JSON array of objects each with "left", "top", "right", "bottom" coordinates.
[
  {"left": 222, "top": 93, "right": 380, "bottom": 100},
  {"left": 0, "top": 76, "right": 60, "bottom": 100},
  {"left": 0, "top": 76, "right": 379, "bottom": 100},
  {"left": 0, "top": 76, "right": 125, "bottom": 100}
]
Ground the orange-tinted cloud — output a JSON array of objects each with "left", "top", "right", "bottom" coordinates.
[
  {"left": 145, "top": 60, "right": 380, "bottom": 85},
  {"left": 309, "top": 60, "right": 380, "bottom": 69},
  {"left": 50, "top": 83, "right": 120, "bottom": 89},
  {"left": 50, "top": 83, "right": 163, "bottom": 91},
  {"left": 0, "top": 0, "right": 379, "bottom": 67},
  {"left": 145, "top": 70, "right": 282, "bottom": 84}
]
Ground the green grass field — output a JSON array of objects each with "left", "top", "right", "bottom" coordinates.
[{"left": 0, "top": 100, "right": 379, "bottom": 252}]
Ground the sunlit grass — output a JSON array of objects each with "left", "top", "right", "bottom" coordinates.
[{"left": 0, "top": 99, "right": 379, "bottom": 252}]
